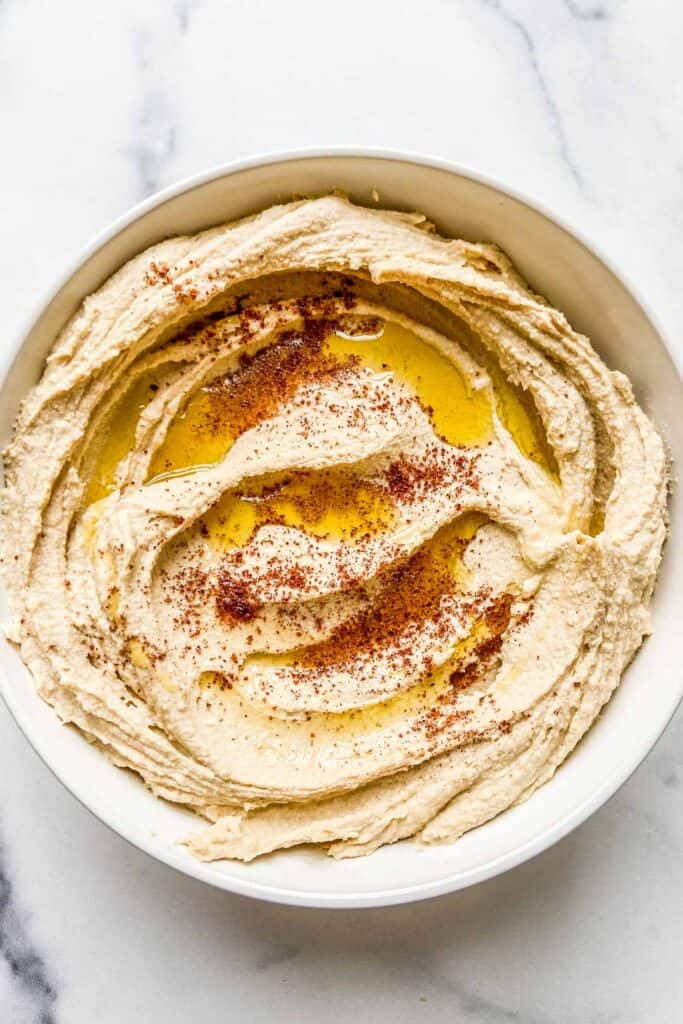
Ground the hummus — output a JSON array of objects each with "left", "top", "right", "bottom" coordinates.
[{"left": 0, "top": 196, "right": 668, "bottom": 862}]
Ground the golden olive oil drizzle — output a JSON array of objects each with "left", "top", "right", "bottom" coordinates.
[
  {"left": 325, "top": 322, "right": 494, "bottom": 447},
  {"left": 85, "top": 317, "right": 557, "bottom": 523},
  {"left": 197, "top": 466, "right": 398, "bottom": 549},
  {"left": 85, "top": 371, "right": 162, "bottom": 505},
  {"left": 483, "top": 353, "right": 559, "bottom": 478},
  {"left": 147, "top": 321, "right": 497, "bottom": 485},
  {"left": 147, "top": 387, "right": 234, "bottom": 483}
]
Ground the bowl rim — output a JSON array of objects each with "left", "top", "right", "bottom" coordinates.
[{"left": 1, "top": 147, "right": 681, "bottom": 908}]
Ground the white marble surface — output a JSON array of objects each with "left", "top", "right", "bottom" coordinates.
[{"left": 1, "top": 0, "right": 682, "bottom": 1021}]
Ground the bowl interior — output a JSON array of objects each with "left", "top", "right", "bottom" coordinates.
[{"left": 1, "top": 154, "right": 681, "bottom": 907}]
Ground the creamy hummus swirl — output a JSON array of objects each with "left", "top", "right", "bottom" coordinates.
[{"left": 1, "top": 196, "right": 668, "bottom": 861}]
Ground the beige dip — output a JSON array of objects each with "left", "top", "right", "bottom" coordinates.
[{"left": 0, "top": 196, "right": 668, "bottom": 862}]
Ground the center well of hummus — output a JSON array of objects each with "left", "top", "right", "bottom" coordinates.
[
  {"left": 83, "top": 303, "right": 560, "bottom": 742},
  {"left": 146, "top": 319, "right": 495, "bottom": 483},
  {"left": 85, "top": 316, "right": 556, "bottom": 509}
]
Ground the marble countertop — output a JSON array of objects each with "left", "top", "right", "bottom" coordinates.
[{"left": 1, "top": 1, "right": 682, "bottom": 1021}]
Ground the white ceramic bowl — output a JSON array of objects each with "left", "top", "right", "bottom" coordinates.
[{"left": 1, "top": 150, "right": 681, "bottom": 908}]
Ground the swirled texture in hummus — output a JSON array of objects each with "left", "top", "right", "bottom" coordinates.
[{"left": 0, "top": 197, "right": 668, "bottom": 861}]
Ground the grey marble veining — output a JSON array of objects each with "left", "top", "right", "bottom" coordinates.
[
  {"left": 0, "top": 837, "right": 57, "bottom": 1024},
  {"left": 1, "top": 0, "right": 682, "bottom": 1021},
  {"left": 482, "top": 0, "right": 587, "bottom": 189},
  {"left": 129, "top": 26, "right": 179, "bottom": 198},
  {"left": 561, "top": 0, "right": 609, "bottom": 21}
]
